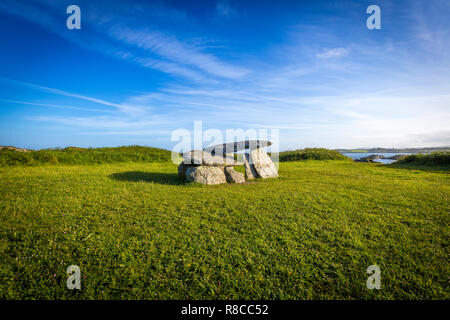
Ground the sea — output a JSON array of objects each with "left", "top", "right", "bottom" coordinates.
[{"left": 341, "top": 153, "right": 412, "bottom": 164}]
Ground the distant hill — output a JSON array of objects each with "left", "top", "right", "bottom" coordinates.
[
  {"left": 0, "top": 145, "right": 173, "bottom": 166},
  {"left": 0, "top": 146, "right": 29, "bottom": 152},
  {"left": 336, "top": 147, "right": 450, "bottom": 153}
]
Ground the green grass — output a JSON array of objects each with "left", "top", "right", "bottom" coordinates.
[
  {"left": 279, "top": 148, "right": 351, "bottom": 162},
  {"left": 0, "top": 145, "right": 172, "bottom": 167},
  {"left": 0, "top": 161, "right": 448, "bottom": 299}
]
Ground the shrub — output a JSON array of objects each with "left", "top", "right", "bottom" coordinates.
[
  {"left": 0, "top": 145, "right": 173, "bottom": 167},
  {"left": 279, "top": 148, "right": 351, "bottom": 162},
  {"left": 395, "top": 152, "right": 450, "bottom": 166}
]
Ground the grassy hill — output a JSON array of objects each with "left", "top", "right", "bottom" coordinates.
[
  {"left": 0, "top": 160, "right": 448, "bottom": 299},
  {"left": 394, "top": 151, "right": 450, "bottom": 167},
  {"left": 0, "top": 145, "right": 172, "bottom": 166},
  {"left": 279, "top": 148, "right": 351, "bottom": 162}
]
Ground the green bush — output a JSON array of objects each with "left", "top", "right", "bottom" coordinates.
[
  {"left": 279, "top": 148, "right": 351, "bottom": 162},
  {"left": 395, "top": 151, "right": 450, "bottom": 166},
  {"left": 0, "top": 145, "right": 173, "bottom": 167}
]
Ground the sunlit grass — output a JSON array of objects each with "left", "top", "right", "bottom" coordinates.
[{"left": 0, "top": 161, "right": 448, "bottom": 299}]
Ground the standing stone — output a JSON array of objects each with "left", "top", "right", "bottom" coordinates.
[
  {"left": 249, "top": 148, "right": 278, "bottom": 178},
  {"left": 178, "top": 162, "right": 189, "bottom": 177},
  {"left": 224, "top": 166, "right": 245, "bottom": 184},
  {"left": 243, "top": 153, "right": 258, "bottom": 180},
  {"left": 185, "top": 166, "right": 227, "bottom": 185},
  {"left": 179, "top": 141, "right": 278, "bottom": 185}
]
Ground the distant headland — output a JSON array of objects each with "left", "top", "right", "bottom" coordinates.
[{"left": 335, "top": 147, "right": 450, "bottom": 153}]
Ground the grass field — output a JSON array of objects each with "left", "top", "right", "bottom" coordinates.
[{"left": 0, "top": 160, "right": 448, "bottom": 299}]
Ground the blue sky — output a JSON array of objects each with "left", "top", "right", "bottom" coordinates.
[{"left": 0, "top": 0, "right": 449, "bottom": 150}]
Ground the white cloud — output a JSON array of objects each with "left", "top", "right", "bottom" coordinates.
[
  {"left": 316, "top": 48, "right": 349, "bottom": 59},
  {"left": 0, "top": 77, "right": 146, "bottom": 116},
  {"left": 29, "top": 115, "right": 171, "bottom": 129},
  {"left": 411, "top": 131, "right": 450, "bottom": 146},
  {"left": 0, "top": 100, "right": 115, "bottom": 113},
  {"left": 110, "top": 27, "right": 248, "bottom": 79}
]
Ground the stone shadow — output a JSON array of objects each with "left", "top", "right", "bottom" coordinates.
[{"left": 109, "top": 171, "right": 184, "bottom": 185}]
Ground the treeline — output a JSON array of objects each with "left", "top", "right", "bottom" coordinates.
[
  {"left": 279, "top": 148, "right": 350, "bottom": 162},
  {"left": 0, "top": 146, "right": 172, "bottom": 166}
]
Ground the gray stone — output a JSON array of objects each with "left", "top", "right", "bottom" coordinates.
[
  {"left": 185, "top": 166, "right": 227, "bottom": 185},
  {"left": 224, "top": 166, "right": 245, "bottom": 184},
  {"left": 249, "top": 148, "right": 278, "bottom": 178},
  {"left": 243, "top": 153, "right": 258, "bottom": 180},
  {"left": 182, "top": 150, "right": 243, "bottom": 166},
  {"left": 177, "top": 162, "right": 189, "bottom": 177},
  {"left": 179, "top": 141, "right": 278, "bottom": 185},
  {"left": 204, "top": 140, "right": 272, "bottom": 155}
]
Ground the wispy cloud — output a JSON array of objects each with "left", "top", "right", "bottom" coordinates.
[
  {"left": 0, "top": 100, "right": 115, "bottom": 113},
  {"left": 29, "top": 116, "right": 168, "bottom": 129},
  {"left": 0, "top": 0, "right": 247, "bottom": 82},
  {"left": 110, "top": 27, "right": 248, "bottom": 79},
  {"left": 82, "top": 130, "right": 173, "bottom": 136},
  {"left": 132, "top": 55, "right": 209, "bottom": 82},
  {"left": 0, "top": 77, "right": 146, "bottom": 115},
  {"left": 1, "top": 0, "right": 450, "bottom": 149},
  {"left": 216, "top": 1, "right": 239, "bottom": 19},
  {"left": 316, "top": 48, "right": 349, "bottom": 59},
  {"left": 411, "top": 130, "right": 450, "bottom": 146}
]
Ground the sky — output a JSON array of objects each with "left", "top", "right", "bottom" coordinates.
[{"left": 0, "top": 0, "right": 449, "bottom": 151}]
